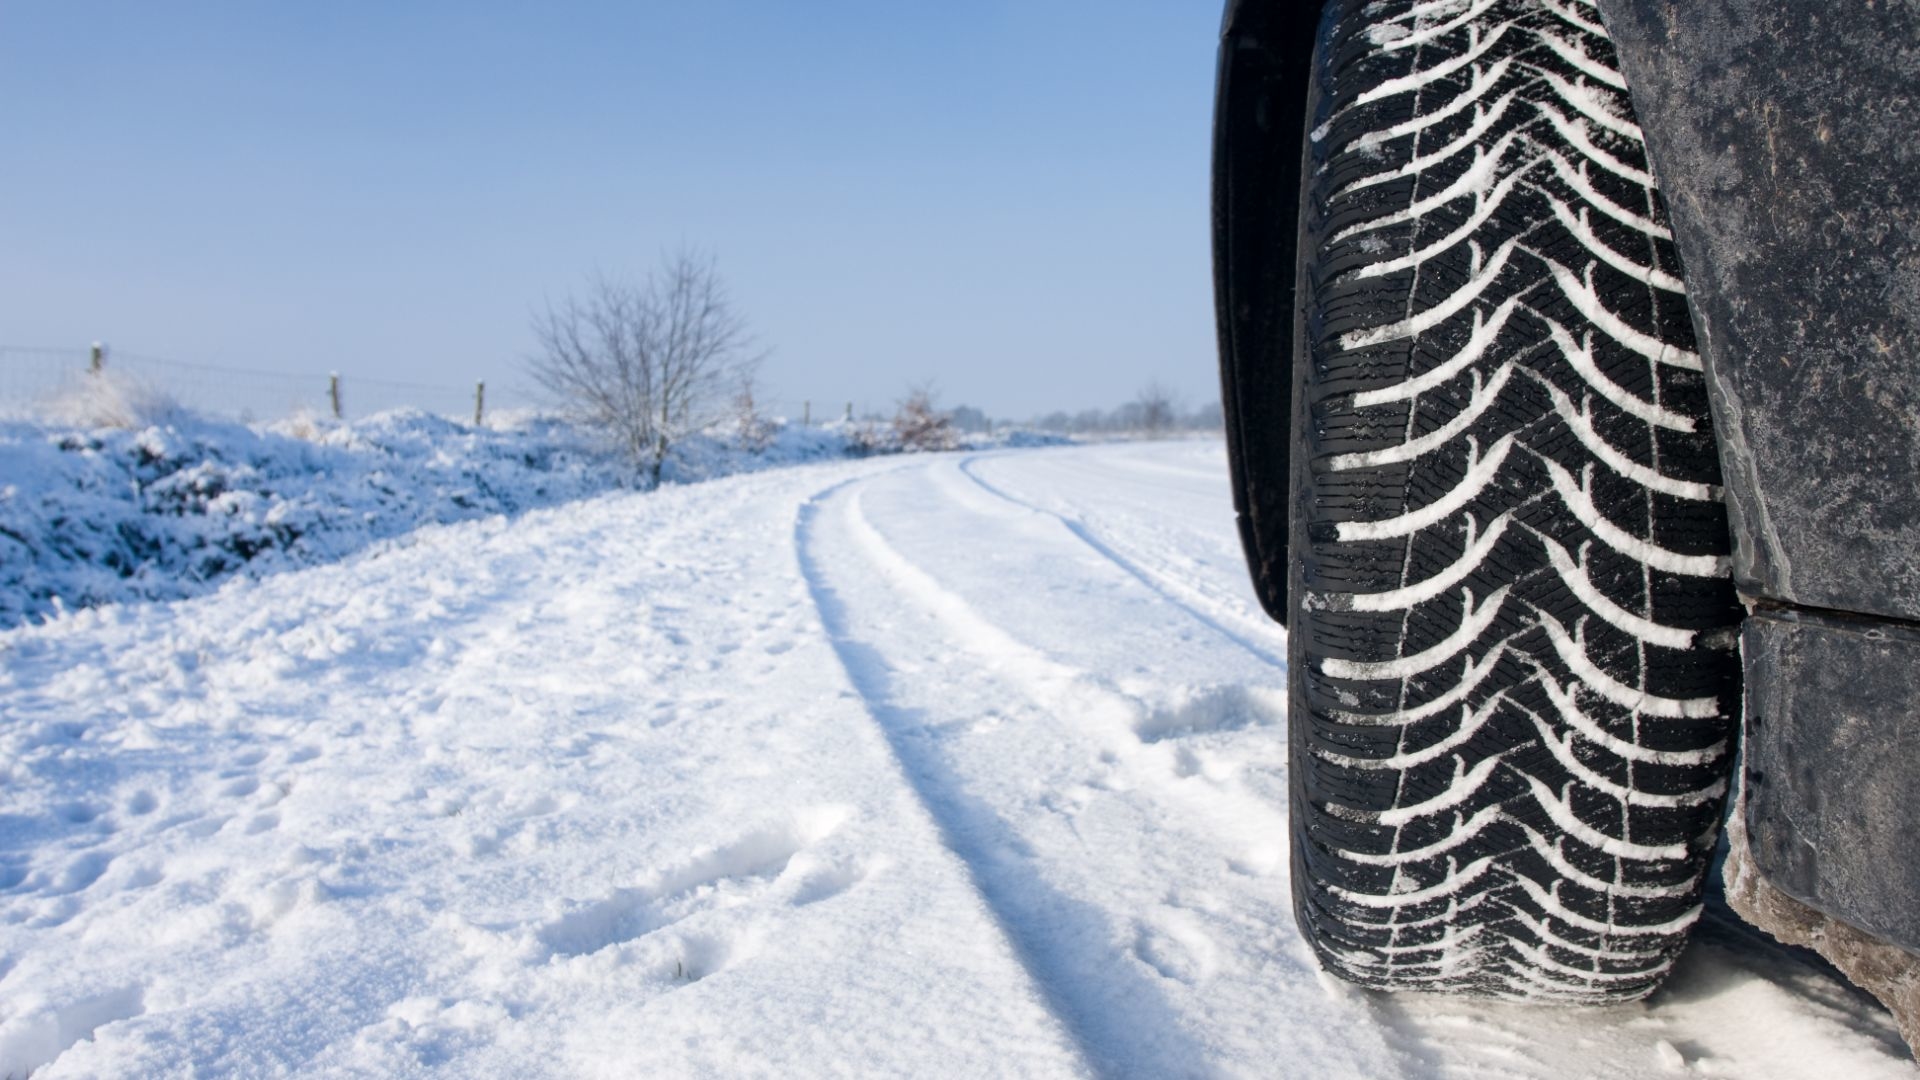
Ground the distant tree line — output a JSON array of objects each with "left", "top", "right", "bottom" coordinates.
[{"left": 945, "top": 383, "right": 1226, "bottom": 438}]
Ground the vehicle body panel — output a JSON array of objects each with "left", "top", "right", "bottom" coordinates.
[
  {"left": 1600, "top": 0, "right": 1920, "bottom": 622},
  {"left": 1742, "top": 608, "right": 1920, "bottom": 953},
  {"left": 1600, "top": 0, "right": 1920, "bottom": 954}
]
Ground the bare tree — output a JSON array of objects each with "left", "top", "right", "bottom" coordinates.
[
  {"left": 1135, "top": 381, "right": 1179, "bottom": 437},
  {"left": 528, "top": 251, "right": 760, "bottom": 483},
  {"left": 732, "top": 372, "right": 774, "bottom": 454},
  {"left": 893, "top": 384, "right": 957, "bottom": 452}
]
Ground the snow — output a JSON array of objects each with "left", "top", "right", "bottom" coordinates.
[
  {"left": 0, "top": 409, "right": 626, "bottom": 632},
  {"left": 0, "top": 439, "right": 1912, "bottom": 1077},
  {"left": 0, "top": 401, "right": 1060, "bottom": 632}
]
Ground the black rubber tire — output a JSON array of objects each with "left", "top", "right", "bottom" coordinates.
[{"left": 1289, "top": 0, "right": 1743, "bottom": 1001}]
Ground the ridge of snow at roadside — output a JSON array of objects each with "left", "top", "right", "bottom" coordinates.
[
  {"left": 0, "top": 402, "right": 1048, "bottom": 633},
  {"left": 0, "top": 407, "right": 786, "bottom": 632},
  {"left": 1, "top": 441, "right": 1910, "bottom": 1077}
]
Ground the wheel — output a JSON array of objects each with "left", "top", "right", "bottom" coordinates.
[{"left": 1288, "top": 0, "right": 1742, "bottom": 1001}]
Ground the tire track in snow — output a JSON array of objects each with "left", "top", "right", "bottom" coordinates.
[
  {"left": 953, "top": 456, "right": 1288, "bottom": 671},
  {"left": 797, "top": 469, "right": 1402, "bottom": 1079},
  {"left": 953, "top": 452, "right": 1282, "bottom": 647},
  {"left": 796, "top": 480, "right": 1180, "bottom": 1080},
  {"left": 828, "top": 474, "right": 1291, "bottom": 844}
]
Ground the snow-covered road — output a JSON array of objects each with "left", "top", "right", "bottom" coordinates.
[{"left": 1, "top": 442, "right": 1909, "bottom": 1077}]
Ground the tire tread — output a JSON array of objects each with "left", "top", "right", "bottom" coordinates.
[{"left": 1289, "top": 0, "right": 1741, "bottom": 1002}]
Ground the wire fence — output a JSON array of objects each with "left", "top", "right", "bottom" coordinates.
[
  {"left": 1, "top": 345, "right": 1182, "bottom": 439},
  {"left": 757, "top": 398, "right": 884, "bottom": 425},
  {"left": 0, "top": 345, "right": 524, "bottom": 425},
  {"left": 0, "top": 345, "right": 895, "bottom": 439}
]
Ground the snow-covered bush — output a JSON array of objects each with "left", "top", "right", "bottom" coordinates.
[
  {"left": 0, "top": 409, "right": 620, "bottom": 630},
  {"left": 842, "top": 418, "right": 891, "bottom": 457},
  {"left": 732, "top": 377, "right": 777, "bottom": 455},
  {"left": 892, "top": 388, "right": 957, "bottom": 452},
  {"left": 40, "top": 370, "right": 189, "bottom": 430},
  {"left": 0, "top": 402, "right": 1071, "bottom": 629}
]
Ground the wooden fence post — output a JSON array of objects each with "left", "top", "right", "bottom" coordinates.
[
  {"left": 803, "top": 400, "right": 811, "bottom": 426},
  {"left": 329, "top": 372, "right": 342, "bottom": 419},
  {"left": 89, "top": 342, "right": 105, "bottom": 375},
  {"left": 474, "top": 381, "right": 486, "bottom": 427}
]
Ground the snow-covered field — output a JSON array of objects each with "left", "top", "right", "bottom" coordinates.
[{"left": 0, "top": 441, "right": 1909, "bottom": 1077}]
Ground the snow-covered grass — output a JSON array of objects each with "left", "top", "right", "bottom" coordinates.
[
  {"left": 0, "top": 393, "right": 1066, "bottom": 632},
  {"left": 0, "top": 408, "right": 621, "bottom": 631},
  {"left": 1, "top": 437, "right": 1906, "bottom": 1078}
]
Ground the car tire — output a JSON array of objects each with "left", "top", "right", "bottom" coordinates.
[{"left": 1288, "top": 0, "right": 1743, "bottom": 1001}]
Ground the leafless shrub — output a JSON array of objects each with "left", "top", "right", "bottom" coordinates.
[
  {"left": 528, "top": 251, "right": 761, "bottom": 483},
  {"left": 893, "top": 385, "right": 956, "bottom": 452},
  {"left": 845, "top": 418, "right": 888, "bottom": 457},
  {"left": 732, "top": 374, "right": 775, "bottom": 454},
  {"left": 43, "top": 371, "right": 187, "bottom": 430}
]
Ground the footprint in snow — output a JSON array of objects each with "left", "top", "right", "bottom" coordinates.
[
  {"left": 1170, "top": 744, "right": 1240, "bottom": 785},
  {"left": 29, "top": 896, "right": 83, "bottom": 928},
  {"left": 0, "top": 984, "right": 146, "bottom": 1078},
  {"left": 1131, "top": 684, "right": 1282, "bottom": 745},
  {"left": 183, "top": 815, "right": 231, "bottom": 839},
  {"left": 536, "top": 805, "right": 853, "bottom": 960},
  {"left": 119, "top": 863, "right": 165, "bottom": 889},
  {"left": 789, "top": 853, "right": 884, "bottom": 907},
  {"left": 1226, "top": 844, "right": 1284, "bottom": 879},
  {"left": 55, "top": 801, "right": 104, "bottom": 825},
  {"left": 669, "top": 926, "right": 767, "bottom": 982},
  {"left": 53, "top": 852, "right": 113, "bottom": 895},
  {"left": 1132, "top": 909, "right": 1222, "bottom": 986}
]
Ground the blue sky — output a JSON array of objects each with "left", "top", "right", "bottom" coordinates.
[{"left": 0, "top": 2, "right": 1222, "bottom": 419}]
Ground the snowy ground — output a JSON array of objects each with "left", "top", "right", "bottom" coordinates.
[
  {"left": 0, "top": 441, "right": 1909, "bottom": 1077},
  {"left": 0, "top": 400, "right": 902, "bottom": 632}
]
